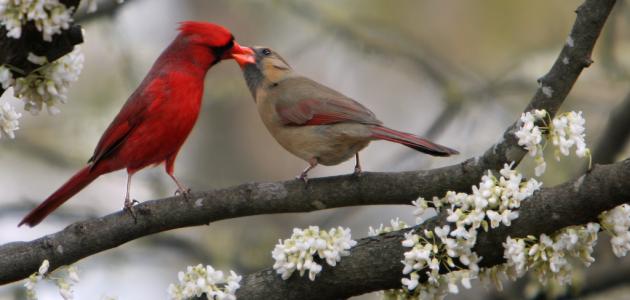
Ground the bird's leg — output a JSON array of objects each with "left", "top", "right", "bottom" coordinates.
[
  {"left": 353, "top": 152, "right": 362, "bottom": 176},
  {"left": 170, "top": 174, "right": 192, "bottom": 200},
  {"left": 166, "top": 156, "right": 191, "bottom": 200},
  {"left": 123, "top": 173, "right": 139, "bottom": 223},
  {"left": 297, "top": 158, "right": 318, "bottom": 183}
]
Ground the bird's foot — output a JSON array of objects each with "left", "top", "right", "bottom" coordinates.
[
  {"left": 175, "top": 188, "right": 192, "bottom": 200},
  {"left": 123, "top": 198, "right": 140, "bottom": 223},
  {"left": 296, "top": 173, "right": 309, "bottom": 184},
  {"left": 353, "top": 165, "right": 362, "bottom": 176}
]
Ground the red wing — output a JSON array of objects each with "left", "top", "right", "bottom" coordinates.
[
  {"left": 88, "top": 77, "right": 164, "bottom": 167},
  {"left": 276, "top": 97, "right": 381, "bottom": 126}
]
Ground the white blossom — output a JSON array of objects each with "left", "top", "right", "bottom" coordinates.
[
  {"left": 502, "top": 223, "right": 599, "bottom": 287},
  {"left": 515, "top": 109, "right": 590, "bottom": 176},
  {"left": 0, "top": 0, "right": 74, "bottom": 41},
  {"left": 0, "top": 65, "right": 14, "bottom": 89},
  {"left": 271, "top": 226, "right": 356, "bottom": 281},
  {"left": 24, "top": 260, "right": 81, "bottom": 300},
  {"left": 600, "top": 204, "right": 630, "bottom": 257},
  {"left": 503, "top": 237, "right": 527, "bottom": 276},
  {"left": 38, "top": 260, "right": 49, "bottom": 276},
  {"left": 0, "top": 101, "right": 22, "bottom": 139},
  {"left": 515, "top": 109, "right": 548, "bottom": 175},
  {"left": 368, "top": 218, "right": 409, "bottom": 237},
  {"left": 550, "top": 111, "right": 589, "bottom": 160},
  {"left": 400, "top": 271, "right": 419, "bottom": 291},
  {"left": 27, "top": 52, "right": 48, "bottom": 65},
  {"left": 14, "top": 46, "right": 83, "bottom": 115},
  {"left": 167, "top": 264, "right": 241, "bottom": 300},
  {"left": 515, "top": 110, "right": 545, "bottom": 157}
]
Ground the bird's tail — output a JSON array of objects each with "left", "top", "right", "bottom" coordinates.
[
  {"left": 19, "top": 166, "right": 99, "bottom": 227},
  {"left": 370, "top": 126, "right": 459, "bottom": 157}
]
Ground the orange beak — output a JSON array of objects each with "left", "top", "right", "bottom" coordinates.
[{"left": 231, "top": 42, "right": 255, "bottom": 67}]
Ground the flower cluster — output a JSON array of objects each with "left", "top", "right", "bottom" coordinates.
[
  {"left": 515, "top": 109, "right": 547, "bottom": 176},
  {"left": 600, "top": 204, "right": 630, "bottom": 257},
  {"left": 394, "top": 163, "right": 540, "bottom": 298},
  {"left": 503, "top": 223, "right": 599, "bottom": 287},
  {"left": 368, "top": 218, "right": 409, "bottom": 237},
  {"left": 1, "top": 100, "right": 22, "bottom": 139},
  {"left": 24, "top": 260, "right": 49, "bottom": 300},
  {"left": 56, "top": 265, "right": 80, "bottom": 300},
  {"left": 515, "top": 109, "right": 590, "bottom": 176},
  {"left": 414, "top": 163, "right": 541, "bottom": 234},
  {"left": 14, "top": 46, "right": 84, "bottom": 115},
  {"left": 0, "top": 45, "right": 83, "bottom": 140},
  {"left": 271, "top": 226, "right": 357, "bottom": 281},
  {"left": 551, "top": 111, "right": 588, "bottom": 160},
  {"left": 0, "top": 0, "right": 74, "bottom": 41},
  {"left": 167, "top": 264, "right": 241, "bottom": 300},
  {"left": 24, "top": 260, "right": 79, "bottom": 300},
  {"left": 400, "top": 227, "right": 476, "bottom": 294}
]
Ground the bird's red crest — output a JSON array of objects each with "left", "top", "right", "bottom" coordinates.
[{"left": 178, "top": 21, "right": 233, "bottom": 47}]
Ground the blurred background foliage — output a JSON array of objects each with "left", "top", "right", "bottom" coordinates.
[{"left": 1, "top": 0, "right": 629, "bottom": 299}]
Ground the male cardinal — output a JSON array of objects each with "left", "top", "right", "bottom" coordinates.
[
  {"left": 232, "top": 47, "right": 458, "bottom": 181},
  {"left": 19, "top": 21, "right": 250, "bottom": 227}
]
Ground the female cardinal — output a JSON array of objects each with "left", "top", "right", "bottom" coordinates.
[
  {"left": 19, "top": 22, "right": 251, "bottom": 227},
  {"left": 232, "top": 47, "right": 458, "bottom": 181}
]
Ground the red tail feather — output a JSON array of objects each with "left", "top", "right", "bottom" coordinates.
[
  {"left": 370, "top": 126, "right": 458, "bottom": 157},
  {"left": 19, "top": 166, "right": 100, "bottom": 227}
]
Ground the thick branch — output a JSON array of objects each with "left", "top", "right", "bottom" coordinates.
[
  {"left": 235, "top": 159, "right": 630, "bottom": 299},
  {"left": 0, "top": 0, "right": 614, "bottom": 287}
]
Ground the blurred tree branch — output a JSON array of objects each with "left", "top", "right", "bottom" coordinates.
[
  {"left": 600, "top": 0, "right": 629, "bottom": 79},
  {"left": 278, "top": 0, "right": 453, "bottom": 87},
  {"left": 0, "top": 0, "right": 83, "bottom": 97},
  {"left": 0, "top": 0, "right": 617, "bottom": 299},
  {"left": 74, "top": 0, "right": 135, "bottom": 23},
  {"left": 592, "top": 90, "right": 630, "bottom": 164}
]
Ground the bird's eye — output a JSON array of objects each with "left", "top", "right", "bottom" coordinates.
[{"left": 262, "top": 48, "right": 272, "bottom": 56}]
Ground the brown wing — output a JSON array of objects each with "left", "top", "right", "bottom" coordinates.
[{"left": 274, "top": 76, "right": 381, "bottom": 126}]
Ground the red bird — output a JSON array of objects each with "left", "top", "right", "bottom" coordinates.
[
  {"left": 232, "top": 47, "right": 458, "bottom": 180},
  {"left": 19, "top": 21, "right": 250, "bottom": 227}
]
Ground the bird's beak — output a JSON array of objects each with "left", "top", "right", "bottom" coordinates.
[{"left": 231, "top": 42, "right": 255, "bottom": 67}]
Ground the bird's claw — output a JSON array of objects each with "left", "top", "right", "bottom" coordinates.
[
  {"left": 175, "top": 188, "right": 192, "bottom": 200},
  {"left": 353, "top": 166, "right": 362, "bottom": 176},
  {"left": 123, "top": 198, "right": 139, "bottom": 223},
  {"left": 296, "top": 173, "right": 309, "bottom": 183}
]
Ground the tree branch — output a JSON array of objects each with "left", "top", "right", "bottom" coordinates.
[
  {"left": 234, "top": 159, "right": 630, "bottom": 300},
  {"left": 592, "top": 90, "right": 630, "bottom": 164},
  {"left": 0, "top": 1, "right": 615, "bottom": 299},
  {"left": 74, "top": 0, "right": 135, "bottom": 23}
]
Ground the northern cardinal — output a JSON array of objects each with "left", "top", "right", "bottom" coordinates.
[
  {"left": 232, "top": 47, "right": 458, "bottom": 181},
  {"left": 19, "top": 22, "right": 250, "bottom": 227}
]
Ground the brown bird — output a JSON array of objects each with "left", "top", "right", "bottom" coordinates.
[{"left": 232, "top": 47, "right": 458, "bottom": 181}]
